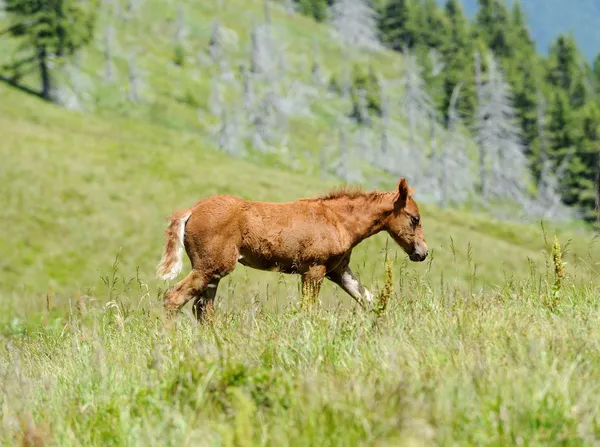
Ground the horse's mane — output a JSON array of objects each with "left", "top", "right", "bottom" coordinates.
[
  {"left": 314, "top": 184, "right": 415, "bottom": 201},
  {"left": 315, "top": 185, "right": 393, "bottom": 201},
  {"left": 319, "top": 185, "right": 367, "bottom": 200}
]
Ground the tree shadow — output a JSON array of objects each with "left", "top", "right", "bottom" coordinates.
[{"left": 0, "top": 75, "right": 43, "bottom": 99}]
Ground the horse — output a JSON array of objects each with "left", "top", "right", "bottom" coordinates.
[{"left": 156, "top": 177, "right": 428, "bottom": 320}]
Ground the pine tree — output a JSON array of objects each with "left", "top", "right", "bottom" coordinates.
[
  {"left": 568, "top": 102, "right": 600, "bottom": 220},
  {"left": 546, "top": 90, "right": 579, "bottom": 204},
  {"left": 415, "top": 0, "right": 448, "bottom": 51},
  {"left": 350, "top": 65, "right": 381, "bottom": 122},
  {"left": 509, "top": 52, "right": 540, "bottom": 160},
  {"left": 509, "top": 0, "right": 534, "bottom": 51},
  {"left": 504, "top": 0, "right": 539, "bottom": 156},
  {"left": 546, "top": 34, "right": 588, "bottom": 108},
  {"left": 296, "top": 0, "right": 328, "bottom": 21},
  {"left": 474, "top": 0, "right": 512, "bottom": 60},
  {"left": 439, "top": 0, "right": 476, "bottom": 124},
  {"left": 593, "top": 53, "right": 600, "bottom": 95},
  {"left": 3, "top": 0, "right": 98, "bottom": 101},
  {"left": 379, "top": 0, "right": 419, "bottom": 51}
]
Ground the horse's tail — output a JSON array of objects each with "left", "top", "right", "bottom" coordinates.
[{"left": 156, "top": 209, "right": 193, "bottom": 281}]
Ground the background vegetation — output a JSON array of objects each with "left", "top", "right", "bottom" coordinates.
[{"left": 1, "top": 0, "right": 600, "bottom": 445}]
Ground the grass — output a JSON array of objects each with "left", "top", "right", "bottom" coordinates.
[
  {"left": 2, "top": 0, "right": 600, "bottom": 444},
  {"left": 2, "top": 238, "right": 600, "bottom": 446},
  {"left": 1, "top": 80, "right": 600, "bottom": 445}
]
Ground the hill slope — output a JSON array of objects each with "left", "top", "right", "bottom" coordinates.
[
  {"left": 1, "top": 82, "right": 599, "bottom": 320},
  {"left": 2, "top": 82, "right": 600, "bottom": 446}
]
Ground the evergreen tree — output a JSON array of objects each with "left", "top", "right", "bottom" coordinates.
[
  {"left": 379, "top": 0, "right": 419, "bottom": 51},
  {"left": 594, "top": 53, "right": 600, "bottom": 95},
  {"left": 508, "top": 0, "right": 534, "bottom": 51},
  {"left": 439, "top": 0, "right": 476, "bottom": 124},
  {"left": 547, "top": 90, "right": 579, "bottom": 204},
  {"left": 415, "top": 0, "right": 447, "bottom": 51},
  {"left": 509, "top": 50, "right": 540, "bottom": 160},
  {"left": 3, "top": 0, "right": 98, "bottom": 101},
  {"left": 569, "top": 102, "right": 600, "bottom": 220},
  {"left": 350, "top": 65, "right": 381, "bottom": 122},
  {"left": 296, "top": 0, "right": 328, "bottom": 21},
  {"left": 546, "top": 34, "right": 588, "bottom": 108},
  {"left": 474, "top": 0, "right": 512, "bottom": 59},
  {"left": 504, "top": 0, "right": 539, "bottom": 156}
]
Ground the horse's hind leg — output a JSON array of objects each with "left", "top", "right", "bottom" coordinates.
[
  {"left": 301, "top": 265, "right": 326, "bottom": 309},
  {"left": 163, "top": 270, "right": 210, "bottom": 317},
  {"left": 192, "top": 279, "right": 220, "bottom": 322}
]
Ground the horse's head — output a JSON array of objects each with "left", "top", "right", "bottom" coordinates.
[{"left": 385, "top": 178, "right": 428, "bottom": 262}]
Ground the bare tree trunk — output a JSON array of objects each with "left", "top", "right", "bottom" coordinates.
[
  {"left": 536, "top": 90, "right": 547, "bottom": 167},
  {"left": 38, "top": 45, "right": 51, "bottom": 101},
  {"left": 474, "top": 50, "right": 487, "bottom": 200}
]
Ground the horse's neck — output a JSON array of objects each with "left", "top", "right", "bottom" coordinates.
[{"left": 328, "top": 194, "right": 393, "bottom": 246}]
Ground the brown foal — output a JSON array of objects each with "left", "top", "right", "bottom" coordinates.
[{"left": 156, "top": 177, "right": 428, "bottom": 320}]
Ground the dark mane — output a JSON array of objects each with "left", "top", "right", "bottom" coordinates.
[
  {"left": 314, "top": 185, "right": 392, "bottom": 201},
  {"left": 319, "top": 185, "right": 367, "bottom": 200}
]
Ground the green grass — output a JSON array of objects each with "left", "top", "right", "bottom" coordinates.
[
  {"left": 1, "top": 76, "right": 600, "bottom": 445},
  {"left": 2, "top": 242, "right": 600, "bottom": 446},
  {"left": 2, "top": 0, "right": 600, "bottom": 444}
]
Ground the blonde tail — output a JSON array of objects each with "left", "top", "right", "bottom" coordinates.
[{"left": 156, "top": 209, "right": 193, "bottom": 281}]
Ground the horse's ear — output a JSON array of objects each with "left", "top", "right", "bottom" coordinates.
[{"left": 395, "top": 177, "right": 410, "bottom": 209}]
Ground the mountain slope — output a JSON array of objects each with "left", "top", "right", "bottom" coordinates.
[{"left": 1, "top": 82, "right": 599, "bottom": 319}]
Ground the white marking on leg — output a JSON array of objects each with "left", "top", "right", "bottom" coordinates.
[
  {"left": 207, "top": 284, "right": 217, "bottom": 288},
  {"left": 341, "top": 271, "right": 372, "bottom": 306},
  {"left": 341, "top": 272, "right": 362, "bottom": 298}
]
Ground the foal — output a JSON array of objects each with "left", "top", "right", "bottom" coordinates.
[{"left": 156, "top": 177, "right": 428, "bottom": 319}]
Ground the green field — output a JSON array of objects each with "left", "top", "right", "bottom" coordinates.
[
  {"left": 2, "top": 80, "right": 600, "bottom": 445},
  {"left": 2, "top": 0, "right": 600, "bottom": 444}
]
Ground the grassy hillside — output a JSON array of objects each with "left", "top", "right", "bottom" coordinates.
[
  {"left": 2, "top": 1, "right": 600, "bottom": 444},
  {"left": 0, "top": 0, "right": 410, "bottom": 175},
  {"left": 1, "top": 80, "right": 599, "bottom": 317}
]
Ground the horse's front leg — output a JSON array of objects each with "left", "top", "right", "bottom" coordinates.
[{"left": 326, "top": 266, "right": 374, "bottom": 309}]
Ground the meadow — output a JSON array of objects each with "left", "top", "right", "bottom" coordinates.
[
  {"left": 2, "top": 0, "right": 600, "bottom": 444},
  {"left": 2, "top": 81, "right": 600, "bottom": 445}
]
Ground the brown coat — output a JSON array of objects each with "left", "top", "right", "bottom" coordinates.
[{"left": 157, "top": 177, "right": 427, "bottom": 319}]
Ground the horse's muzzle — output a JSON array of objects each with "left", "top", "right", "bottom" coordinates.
[{"left": 409, "top": 243, "right": 428, "bottom": 262}]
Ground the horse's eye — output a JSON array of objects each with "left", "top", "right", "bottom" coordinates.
[{"left": 411, "top": 215, "right": 420, "bottom": 226}]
